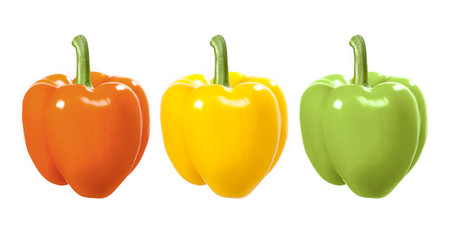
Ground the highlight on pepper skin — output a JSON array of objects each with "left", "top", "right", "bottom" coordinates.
[
  {"left": 300, "top": 35, "right": 427, "bottom": 198},
  {"left": 161, "top": 35, "right": 288, "bottom": 198},
  {"left": 22, "top": 35, "right": 150, "bottom": 198}
]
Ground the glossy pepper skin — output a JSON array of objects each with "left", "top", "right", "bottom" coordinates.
[
  {"left": 300, "top": 35, "right": 427, "bottom": 198},
  {"left": 161, "top": 35, "right": 287, "bottom": 198},
  {"left": 22, "top": 35, "right": 150, "bottom": 198}
]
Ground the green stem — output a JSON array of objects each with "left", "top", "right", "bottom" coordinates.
[
  {"left": 349, "top": 35, "right": 369, "bottom": 87},
  {"left": 72, "top": 35, "right": 93, "bottom": 88},
  {"left": 210, "top": 35, "right": 230, "bottom": 87}
]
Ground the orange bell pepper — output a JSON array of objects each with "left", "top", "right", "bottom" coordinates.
[{"left": 22, "top": 35, "right": 149, "bottom": 198}]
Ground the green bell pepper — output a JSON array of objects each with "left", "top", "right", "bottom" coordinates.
[{"left": 300, "top": 35, "right": 427, "bottom": 198}]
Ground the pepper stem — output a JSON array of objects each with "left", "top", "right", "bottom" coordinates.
[
  {"left": 349, "top": 35, "right": 369, "bottom": 87},
  {"left": 210, "top": 35, "right": 230, "bottom": 87},
  {"left": 72, "top": 35, "right": 93, "bottom": 88}
]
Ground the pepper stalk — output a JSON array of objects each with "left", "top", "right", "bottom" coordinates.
[
  {"left": 72, "top": 35, "right": 93, "bottom": 88},
  {"left": 349, "top": 35, "right": 369, "bottom": 88},
  {"left": 210, "top": 35, "right": 231, "bottom": 88}
]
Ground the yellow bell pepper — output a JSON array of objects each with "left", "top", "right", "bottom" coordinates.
[{"left": 161, "top": 35, "right": 287, "bottom": 198}]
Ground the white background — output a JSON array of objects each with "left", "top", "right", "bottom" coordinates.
[{"left": 1, "top": 0, "right": 449, "bottom": 239}]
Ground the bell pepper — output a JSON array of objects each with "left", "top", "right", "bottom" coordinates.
[
  {"left": 300, "top": 35, "right": 427, "bottom": 198},
  {"left": 22, "top": 35, "right": 150, "bottom": 198},
  {"left": 161, "top": 35, "right": 287, "bottom": 198}
]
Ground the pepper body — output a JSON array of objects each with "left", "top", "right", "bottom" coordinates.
[
  {"left": 22, "top": 36, "right": 149, "bottom": 198},
  {"left": 300, "top": 36, "right": 427, "bottom": 198},
  {"left": 161, "top": 36, "right": 287, "bottom": 198}
]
